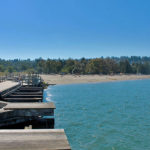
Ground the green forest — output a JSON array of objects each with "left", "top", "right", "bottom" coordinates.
[{"left": 1, "top": 56, "right": 150, "bottom": 75}]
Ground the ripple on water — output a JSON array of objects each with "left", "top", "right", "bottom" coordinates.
[{"left": 44, "top": 80, "right": 150, "bottom": 150}]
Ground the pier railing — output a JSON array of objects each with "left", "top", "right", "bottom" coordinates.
[
  {"left": 0, "top": 76, "right": 7, "bottom": 83},
  {"left": 0, "top": 74, "right": 43, "bottom": 86}
]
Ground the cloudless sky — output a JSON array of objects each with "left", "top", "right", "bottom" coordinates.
[{"left": 0, "top": 0, "right": 150, "bottom": 59}]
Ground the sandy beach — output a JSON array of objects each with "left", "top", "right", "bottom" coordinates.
[{"left": 40, "top": 74, "right": 150, "bottom": 85}]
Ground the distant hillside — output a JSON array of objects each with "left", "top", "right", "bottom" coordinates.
[{"left": 0, "top": 56, "right": 150, "bottom": 75}]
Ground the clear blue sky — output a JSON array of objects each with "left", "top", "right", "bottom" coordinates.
[{"left": 0, "top": 0, "right": 150, "bottom": 59}]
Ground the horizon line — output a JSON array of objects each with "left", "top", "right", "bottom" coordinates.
[{"left": 0, "top": 55, "right": 150, "bottom": 61}]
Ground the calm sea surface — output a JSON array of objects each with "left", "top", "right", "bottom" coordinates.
[{"left": 44, "top": 79, "right": 150, "bottom": 150}]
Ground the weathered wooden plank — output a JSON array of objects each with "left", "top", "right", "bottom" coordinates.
[
  {"left": 0, "top": 81, "right": 20, "bottom": 93},
  {"left": 17, "top": 89, "right": 42, "bottom": 92},
  {"left": 20, "top": 86, "right": 42, "bottom": 88},
  {"left": 0, "top": 129, "right": 71, "bottom": 150},
  {"left": 0, "top": 101, "right": 7, "bottom": 108},
  {"left": 3, "top": 98, "right": 42, "bottom": 102},
  {"left": 3, "top": 102, "right": 55, "bottom": 116},
  {"left": 2, "top": 84, "right": 22, "bottom": 98},
  {"left": 19, "top": 87, "right": 43, "bottom": 90},
  {"left": 13, "top": 92, "right": 42, "bottom": 95},
  {"left": 4, "top": 102, "right": 55, "bottom": 109},
  {"left": 7, "top": 95, "right": 43, "bottom": 98}
]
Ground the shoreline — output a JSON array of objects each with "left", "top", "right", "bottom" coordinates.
[{"left": 40, "top": 74, "right": 150, "bottom": 85}]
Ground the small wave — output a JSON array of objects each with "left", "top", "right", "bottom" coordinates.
[
  {"left": 44, "top": 87, "right": 51, "bottom": 92},
  {"left": 47, "top": 93, "right": 52, "bottom": 97},
  {"left": 44, "top": 90, "right": 53, "bottom": 102},
  {"left": 46, "top": 97, "right": 53, "bottom": 102}
]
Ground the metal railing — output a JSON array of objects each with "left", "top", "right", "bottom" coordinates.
[{"left": 0, "top": 74, "right": 43, "bottom": 86}]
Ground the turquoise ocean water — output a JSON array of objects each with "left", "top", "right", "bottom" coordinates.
[{"left": 44, "top": 79, "right": 150, "bottom": 150}]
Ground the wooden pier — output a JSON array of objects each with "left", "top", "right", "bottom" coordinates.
[
  {"left": 0, "top": 129, "right": 71, "bottom": 150},
  {"left": 0, "top": 74, "right": 71, "bottom": 150}
]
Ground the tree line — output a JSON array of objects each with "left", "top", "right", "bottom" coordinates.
[{"left": 0, "top": 56, "right": 150, "bottom": 75}]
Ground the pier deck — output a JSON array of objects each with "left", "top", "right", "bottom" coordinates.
[
  {"left": 0, "top": 129, "right": 71, "bottom": 150},
  {"left": 0, "top": 81, "right": 20, "bottom": 93},
  {"left": 3, "top": 102, "right": 55, "bottom": 117},
  {"left": 4, "top": 102, "right": 55, "bottom": 110},
  {"left": 0, "top": 75, "right": 71, "bottom": 149}
]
